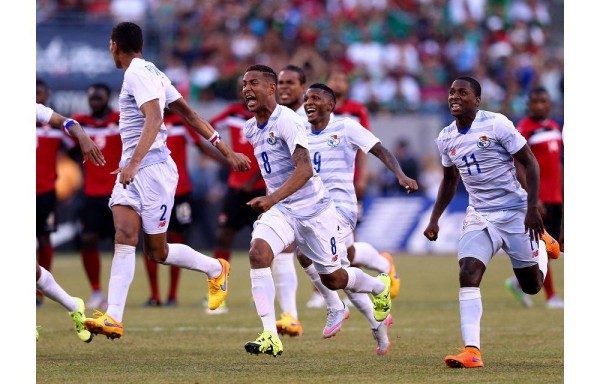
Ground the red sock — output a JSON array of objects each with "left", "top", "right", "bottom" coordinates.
[
  {"left": 143, "top": 253, "right": 160, "bottom": 301},
  {"left": 38, "top": 245, "right": 53, "bottom": 271},
  {"left": 168, "top": 266, "right": 181, "bottom": 301},
  {"left": 81, "top": 248, "right": 102, "bottom": 291},
  {"left": 214, "top": 250, "right": 231, "bottom": 262},
  {"left": 543, "top": 263, "right": 555, "bottom": 300}
]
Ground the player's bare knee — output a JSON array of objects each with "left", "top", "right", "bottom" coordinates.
[
  {"left": 320, "top": 273, "right": 344, "bottom": 290},
  {"left": 248, "top": 246, "right": 272, "bottom": 268}
]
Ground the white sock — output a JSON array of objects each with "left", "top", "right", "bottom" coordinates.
[
  {"left": 459, "top": 287, "right": 482, "bottom": 349},
  {"left": 164, "top": 243, "right": 222, "bottom": 278},
  {"left": 352, "top": 242, "right": 390, "bottom": 273},
  {"left": 537, "top": 240, "right": 548, "bottom": 281},
  {"left": 250, "top": 268, "right": 278, "bottom": 335},
  {"left": 36, "top": 266, "right": 77, "bottom": 312},
  {"left": 344, "top": 267, "right": 385, "bottom": 295},
  {"left": 272, "top": 252, "right": 298, "bottom": 318},
  {"left": 106, "top": 244, "right": 136, "bottom": 323},
  {"left": 344, "top": 290, "right": 379, "bottom": 329},
  {"left": 303, "top": 264, "right": 344, "bottom": 311}
]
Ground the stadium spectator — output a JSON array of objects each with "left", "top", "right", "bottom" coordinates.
[
  {"left": 241, "top": 64, "right": 392, "bottom": 357},
  {"left": 505, "top": 86, "right": 564, "bottom": 309},
  {"left": 299, "top": 82, "right": 417, "bottom": 353},
  {"left": 423, "top": 76, "right": 560, "bottom": 368},
  {"left": 36, "top": 79, "right": 75, "bottom": 306},
  {"left": 82, "top": 21, "right": 250, "bottom": 340},
  {"left": 142, "top": 107, "right": 228, "bottom": 307},
  {"left": 71, "top": 83, "right": 121, "bottom": 311},
  {"left": 36, "top": 102, "right": 106, "bottom": 343}
]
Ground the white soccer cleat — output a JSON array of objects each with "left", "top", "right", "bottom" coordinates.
[
  {"left": 372, "top": 314, "right": 393, "bottom": 356},
  {"left": 322, "top": 304, "right": 350, "bottom": 338}
]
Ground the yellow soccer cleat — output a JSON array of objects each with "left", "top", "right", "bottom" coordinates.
[
  {"left": 83, "top": 310, "right": 123, "bottom": 340},
  {"left": 541, "top": 230, "right": 561, "bottom": 259},
  {"left": 36, "top": 326, "right": 41, "bottom": 342},
  {"left": 276, "top": 312, "right": 303, "bottom": 337},
  {"left": 244, "top": 330, "right": 283, "bottom": 357},
  {"left": 207, "top": 259, "right": 230, "bottom": 311},
  {"left": 445, "top": 346, "right": 484, "bottom": 368},
  {"left": 381, "top": 252, "right": 400, "bottom": 299},
  {"left": 70, "top": 297, "right": 94, "bottom": 343},
  {"left": 372, "top": 273, "right": 391, "bottom": 322}
]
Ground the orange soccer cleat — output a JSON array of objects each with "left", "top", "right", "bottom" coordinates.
[
  {"left": 444, "top": 346, "right": 484, "bottom": 368},
  {"left": 541, "top": 231, "right": 561, "bottom": 259}
]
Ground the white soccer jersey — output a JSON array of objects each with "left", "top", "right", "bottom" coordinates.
[
  {"left": 307, "top": 117, "right": 379, "bottom": 227},
  {"left": 244, "top": 104, "right": 331, "bottom": 218},
  {"left": 436, "top": 109, "right": 528, "bottom": 212},
  {"left": 118, "top": 58, "right": 182, "bottom": 168},
  {"left": 36, "top": 103, "right": 53, "bottom": 124}
]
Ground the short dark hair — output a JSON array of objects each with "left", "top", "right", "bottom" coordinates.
[
  {"left": 245, "top": 64, "right": 277, "bottom": 84},
  {"left": 111, "top": 22, "right": 143, "bottom": 53},
  {"left": 280, "top": 64, "right": 306, "bottom": 84},
  {"left": 88, "top": 83, "right": 111, "bottom": 97},
  {"left": 528, "top": 85, "right": 549, "bottom": 99},
  {"left": 36, "top": 78, "right": 48, "bottom": 90},
  {"left": 307, "top": 83, "right": 336, "bottom": 107},
  {"left": 455, "top": 76, "right": 481, "bottom": 97}
]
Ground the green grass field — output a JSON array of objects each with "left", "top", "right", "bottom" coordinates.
[{"left": 36, "top": 251, "right": 563, "bottom": 384}]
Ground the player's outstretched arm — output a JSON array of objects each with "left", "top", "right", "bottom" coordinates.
[
  {"left": 423, "top": 165, "right": 460, "bottom": 241},
  {"left": 513, "top": 144, "right": 544, "bottom": 243},
  {"left": 49, "top": 112, "right": 106, "bottom": 167},
  {"left": 369, "top": 142, "right": 418, "bottom": 194},
  {"left": 168, "top": 97, "right": 250, "bottom": 172}
]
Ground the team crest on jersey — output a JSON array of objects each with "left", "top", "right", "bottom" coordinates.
[
  {"left": 328, "top": 134, "right": 340, "bottom": 147},
  {"left": 267, "top": 131, "right": 278, "bottom": 145},
  {"left": 477, "top": 135, "right": 492, "bottom": 149}
]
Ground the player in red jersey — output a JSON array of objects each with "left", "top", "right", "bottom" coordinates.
[
  {"left": 205, "top": 99, "right": 266, "bottom": 314},
  {"left": 505, "top": 86, "right": 564, "bottom": 309},
  {"left": 72, "top": 83, "right": 122, "bottom": 311},
  {"left": 142, "top": 107, "right": 228, "bottom": 307},
  {"left": 36, "top": 101, "right": 106, "bottom": 342},
  {"left": 36, "top": 79, "right": 76, "bottom": 306}
]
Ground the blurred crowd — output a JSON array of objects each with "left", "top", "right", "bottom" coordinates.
[{"left": 37, "top": 0, "right": 564, "bottom": 120}]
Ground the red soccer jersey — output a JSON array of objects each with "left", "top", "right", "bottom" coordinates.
[
  {"left": 517, "top": 116, "right": 563, "bottom": 204},
  {"left": 36, "top": 122, "right": 75, "bottom": 194},
  {"left": 210, "top": 103, "right": 266, "bottom": 190},
  {"left": 333, "top": 99, "right": 371, "bottom": 183},
  {"left": 165, "top": 113, "right": 201, "bottom": 196},
  {"left": 72, "top": 111, "right": 122, "bottom": 196}
]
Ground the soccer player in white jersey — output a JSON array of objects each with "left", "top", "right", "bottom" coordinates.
[
  {"left": 300, "top": 83, "right": 418, "bottom": 354},
  {"left": 424, "top": 76, "right": 556, "bottom": 368},
  {"left": 267, "top": 64, "right": 307, "bottom": 337},
  {"left": 36, "top": 103, "right": 106, "bottom": 342},
  {"left": 82, "top": 22, "right": 251, "bottom": 340},
  {"left": 241, "top": 64, "right": 392, "bottom": 357}
]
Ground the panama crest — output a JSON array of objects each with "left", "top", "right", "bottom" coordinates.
[
  {"left": 267, "top": 131, "right": 278, "bottom": 145},
  {"left": 328, "top": 134, "right": 340, "bottom": 147},
  {"left": 477, "top": 135, "right": 491, "bottom": 149}
]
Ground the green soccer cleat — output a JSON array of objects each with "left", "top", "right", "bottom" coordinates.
[
  {"left": 70, "top": 297, "right": 94, "bottom": 343},
  {"left": 244, "top": 330, "right": 283, "bottom": 357},
  {"left": 36, "top": 326, "right": 41, "bottom": 342},
  {"left": 373, "top": 273, "right": 392, "bottom": 322}
]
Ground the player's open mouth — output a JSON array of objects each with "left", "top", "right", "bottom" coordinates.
[
  {"left": 450, "top": 103, "right": 461, "bottom": 112},
  {"left": 279, "top": 92, "right": 290, "bottom": 101},
  {"left": 246, "top": 95, "right": 257, "bottom": 108},
  {"left": 306, "top": 108, "right": 316, "bottom": 117}
]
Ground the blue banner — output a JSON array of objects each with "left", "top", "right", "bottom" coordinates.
[
  {"left": 356, "top": 193, "right": 469, "bottom": 254},
  {"left": 36, "top": 22, "right": 130, "bottom": 91}
]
